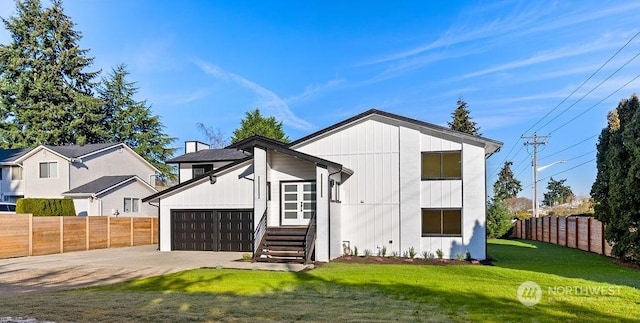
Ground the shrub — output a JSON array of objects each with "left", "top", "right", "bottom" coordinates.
[
  {"left": 465, "top": 249, "right": 472, "bottom": 261},
  {"left": 364, "top": 249, "right": 372, "bottom": 258},
  {"left": 353, "top": 246, "right": 358, "bottom": 257},
  {"left": 456, "top": 252, "right": 464, "bottom": 261},
  {"left": 381, "top": 245, "right": 387, "bottom": 257},
  {"left": 408, "top": 247, "right": 417, "bottom": 259},
  {"left": 436, "top": 249, "right": 443, "bottom": 259},
  {"left": 391, "top": 251, "right": 398, "bottom": 258},
  {"left": 16, "top": 198, "right": 76, "bottom": 216},
  {"left": 487, "top": 199, "right": 513, "bottom": 238},
  {"left": 422, "top": 251, "right": 434, "bottom": 260}
]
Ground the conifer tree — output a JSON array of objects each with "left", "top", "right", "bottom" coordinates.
[
  {"left": 493, "top": 161, "right": 522, "bottom": 201},
  {"left": 592, "top": 94, "right": 640, "bottom": 262},
  {"left": 448, "top": 97, "right": 481, "bottom": 136},
  {"left": 231, "top": 108, "right": 289, "bottom": 143},
  {"left": 98, "top": 65, "right": 176, "bottom": 180},
  {"left": 0, "top": 0, "right": 104, "bottom": 147}
]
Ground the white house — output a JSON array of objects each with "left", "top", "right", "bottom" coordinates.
[
  {"left": 0, "top": 143, "right": 159, "bottom": 216},
  {"left": 144, "top": 109, "right": 502, "bottom": 262}
]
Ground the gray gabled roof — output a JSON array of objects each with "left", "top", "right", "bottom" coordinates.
[
  {"left": 166, "top": 148, "right": 249, "bottom": 163},
  {"left": 44, "top": 143, "right": 120, "bottom": 158},
  {"left": 0, "top": 148, "right": 32, "bottom": 164},
  {"left": 63, "top": 175, "right": 137, "bottom": 195}
]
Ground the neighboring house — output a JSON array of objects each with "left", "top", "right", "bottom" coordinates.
[
  {"left": 144, "top": 109, "right": 502, "bottom": 262},
  {"left": 0, "top": 143, "right": 159, "bottom": 216}
]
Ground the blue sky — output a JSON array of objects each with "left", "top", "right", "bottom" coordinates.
[{"left": 1, "top": 1, "right": 640, "bottom": 200}]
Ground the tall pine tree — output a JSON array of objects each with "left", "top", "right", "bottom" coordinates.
[
  {"left": 448, "top": 97, "right": 481, "bottom": 136},
  {"left": 98, "top": 64, "right": 176, "bottom": 180},
  {"left": 0, "top": 0, "right": 105, "bottom": 147},
  {"left": 493, "top": 161, "right": 522, "bottom": 201}
]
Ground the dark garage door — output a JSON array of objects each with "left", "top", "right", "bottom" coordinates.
[
  {"left": 219, "top": 210, "right": 253, "bottom": 252},
  {"left": 171, "top": 210, "right": 253, "bottom": 252}
]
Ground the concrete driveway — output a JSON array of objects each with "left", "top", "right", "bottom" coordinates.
[{"left": 0, "top": 246, "right": 308, "bottom": 297}]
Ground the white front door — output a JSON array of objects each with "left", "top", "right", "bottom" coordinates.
[{"left": 281, "top": 181, "right": 316, "bottom": 226}]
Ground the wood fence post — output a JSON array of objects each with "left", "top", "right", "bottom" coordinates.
[
  {"left": 59, "top": 216, "right": 64, "bottom": 254},
  {"left": 107, "top": 216, "right": 111, "bottom": 248},
  {"left": 28, "top": 214, "right": 33, "bottom": 256},
  {"left": 554, "top": 216, "right": 557, "bottom": 244},
  {"left": 601, "top": 221, "right": 606, "bottom": 255},
  {"left": 565, "top": 216, "right": 569, "bottom": 246},
  {"left": 541, "top": 217, "right": 545, "bottom": 242},
  {"left": 150, "top": 217, "right": 154, "bottom": 244},
  {"left": 130, "top": 217, "right": 134, "bottom": 246},
  {"left": 587, "top": 217, "right": 591, "bottom": 252},
  {"left": 86, "top": 216, "right": 90, "bottom": 251},
  {"left": 575, "top": 217, "right": 579, "bottom": 249}
]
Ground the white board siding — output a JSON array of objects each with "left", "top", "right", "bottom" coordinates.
[
  {"left": 159, "top": 163, "right": 254, "bottom": 251},
  {"left": 420, "top": 133, "right": 462, "bottom": 151},
  {"left": 254, "top": 148, "right": 267, "bottom": 232},
  {"left": 421, "top": 181, "right": 463, "bottom": 208},
  {"left": 293, "top": 118, "right": 403, "bottom": 257},
  {"left": 461, "top": 142, "right": 487, "bottom": 259}
]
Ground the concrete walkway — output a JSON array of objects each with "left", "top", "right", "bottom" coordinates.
[{"left": 0, "top": 245, "right": 309, "bottom": 297}]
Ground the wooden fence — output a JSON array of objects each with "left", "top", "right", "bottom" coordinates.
[
  {"left": 0, "top": 215, "right": 158, "bottom": 259},
  {"left": 514, "top": 216, "right": 613, "bottom": 257}
]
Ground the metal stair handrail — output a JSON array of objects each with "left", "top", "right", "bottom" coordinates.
[{"left": 253, "top": 210, "right": 267, "bottom": 256}]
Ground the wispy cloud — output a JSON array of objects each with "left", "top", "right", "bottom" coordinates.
[
  {"left": 194, "top": 60, "right": 313, "bottom": 130},
  {"left": 285, "top": 77, "right": 345, "bottom": 104},
  {"left": 168, "top": 88, "right": 211, "bottom": 105},
  {"left": 459, "top": 38, "right": 617, "bottom": 80}
]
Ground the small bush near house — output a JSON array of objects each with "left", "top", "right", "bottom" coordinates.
[{"left": 16, "top": 198, "right": 76, "bottom": 216}]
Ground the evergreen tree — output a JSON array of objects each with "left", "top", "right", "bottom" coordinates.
[
  {"left": 98, "top": 64, "right": 176, "bottom": 180},
  {"left": 486, "top": 199, "right": 513, "bottom": 238},
  {"left": 592, "top": 94, "right": 640, "bottom": 261},
  {"left": 542, "top": 177, "right": 573, "bottom": 207},
  {"left": 448, "top": 97, "right": 481, "bottom": 136},
  {"left": 231, "top": 108, "right": 289, "bottom": 143},
  {"left": 0, "top": 0, "right": 104, "bottom": 147},
  {"left": 493, "top": 161, "right": 522, "bottom": 201}
]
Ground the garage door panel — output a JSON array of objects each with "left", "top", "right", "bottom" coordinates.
[
  {"left": 219, "top": 210, "right": 253, "bottom": 252},
  {"left": 172, "top": 210, "right": 252, "bottom": 252},
  {"left": 171, "top": 210, "right": 217, "bottom": 251}
]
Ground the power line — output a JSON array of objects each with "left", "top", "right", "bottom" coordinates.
[
  {"left": 491, "top": 31, "right": 640, "bottom": 177},
  {"left": 539, "top": 51, "right": 640, "bottom": 133},
  {"left": 548, "top": 73, "right": 640, "bottom": 134},
  {"left": 525, "top": 31, "right": 640, "bottom": 135},
  {"left": 539, "top": 134, "right": 598, "bottom": 161}
]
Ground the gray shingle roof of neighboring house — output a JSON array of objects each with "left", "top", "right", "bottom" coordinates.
[
  {"left": 0, "top": 148, "right": 33, "bottom": 163},
  {"left": 44, "top": 142, "right": 120, "bottom": 158},
  {"left": 166, "top": 148, "right": 249, "bottom": 163},
  {"left": 62, "top": 175, "right": 136, "bottom": 195}
]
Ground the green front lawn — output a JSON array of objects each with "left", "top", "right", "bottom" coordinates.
[{"left": 1, "top": 239, "right": 639, "bottom": 322}]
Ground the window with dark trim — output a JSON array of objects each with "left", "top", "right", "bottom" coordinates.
[
  {"left": 421, "top": 209, "right": 462, "bottom": 236},
  {"left": 421, "top": 151, "right": 461, "bottom": 180},
  {"left": 192, "top": 164, "right": 213, "bottom": 177}
]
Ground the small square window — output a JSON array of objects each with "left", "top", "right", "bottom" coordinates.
[
  {"left": 421, "top": 151, "right": 462, "bottom": 180},
  {"left": 123, "top": 197, "right": 140, "bottom": 213},
  {"left": 39, "top": 162, "right": 58, "bottom": 179}
]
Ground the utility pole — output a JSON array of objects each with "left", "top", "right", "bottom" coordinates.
[{"left": 522, "top": 133, "right": 550, "bottom": 218}]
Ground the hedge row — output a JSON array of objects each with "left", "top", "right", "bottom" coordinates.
[{"left": 16, "top": 198, "right": 76, "bottom": 216}]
